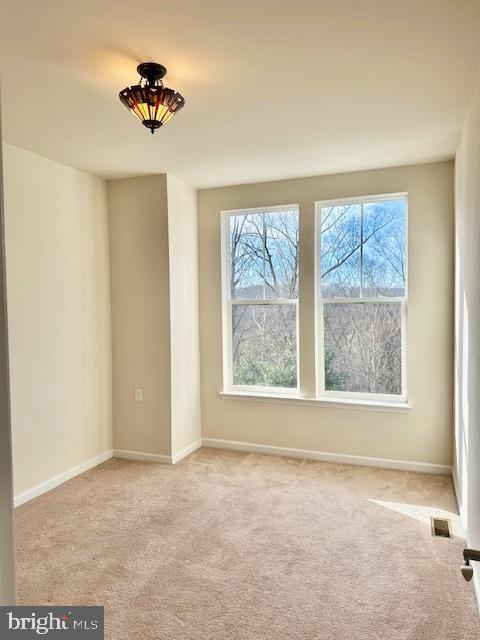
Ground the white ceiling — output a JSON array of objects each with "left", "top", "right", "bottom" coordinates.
[{"left": 1, "top": 0, "right": 480, "bottom": 188}]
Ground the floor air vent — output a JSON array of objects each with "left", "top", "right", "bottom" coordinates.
[{"left": 431, "top": 517, "right": 452, "bottom": 538}]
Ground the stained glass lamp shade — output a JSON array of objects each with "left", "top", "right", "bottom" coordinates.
[{"left": 119, "top": 62, "right": 185, "bottom": 134}]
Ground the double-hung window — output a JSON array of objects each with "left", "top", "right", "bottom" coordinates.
[
  {"left": 221, "top": 194, "right": 407, "bottom": 405},
  {"left": 222, "top": 205, "right": 299, "bottom": 393},
  {"left": 316, "top": 194, "right": 407, "bottom": 401}
]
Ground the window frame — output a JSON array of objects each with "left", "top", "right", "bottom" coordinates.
[
  {"left": 221, "top": 204, "right": 300, "bottom": 395},
  {"left": 314, "top": 192, "right": 408, "bottom": 403}
]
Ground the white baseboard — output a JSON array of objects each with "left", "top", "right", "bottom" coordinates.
[
  {"left": 113, "top": 449, "right": 172, "bottom": 464},
  {"left": 452, "top": 467, "right": 464, "bottom": 526},
  {"left": 114, "top": 440, "right": 202, "bottom": 466},
  {"left": 201, "top": 438, "right": 452, "bottom": 475},
  {"left": 471, "top": 560, "right": 480, "bottom": 615},
  {"left": 172, "top": 439, "right": 202, "bottom": 464},
  {"left": 13, "top": 438, "right": 451, "bottom": 511},
  {"left": 14, "top": 449, "right": 114, "bottom": 507}
]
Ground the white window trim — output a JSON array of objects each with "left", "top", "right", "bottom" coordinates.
[
  {"left": 314, "top": 192, "right": 408, "bottom": 403},
  {"left": 219, "top": 391, "right": 412, "bottom": 413},
  {"left": 221, "top": 204, "right": 300, "bottom": 395}
]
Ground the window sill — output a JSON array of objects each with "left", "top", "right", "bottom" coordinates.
[{"left": 219, "top": 391, "right": 412, "bottom": 413}]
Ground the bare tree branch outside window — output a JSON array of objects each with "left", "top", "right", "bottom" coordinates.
[
  {"left": 225, "top": 197, "right": 406, "bottom": 397},
  {"left": 229, "top": 207, "right": 299, "bottom": 388},
  {"left": 320, "top": 197, "right": 406, "bottom": 395}
]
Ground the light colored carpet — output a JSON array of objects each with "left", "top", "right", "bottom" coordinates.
[{"left": 15, "top": 448, "right": 480, "bottom": 639}]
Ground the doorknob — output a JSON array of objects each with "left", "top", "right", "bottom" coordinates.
[{"left": 461, "top": 548, "right": 480, "bottom": 582}]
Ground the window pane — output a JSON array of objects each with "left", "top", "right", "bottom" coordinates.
[
  {"left": 232, "top": 304, "right": 297, "bottom": 388},
  {"left": 230, "top": 214, "right": 265, "bottom": 299},
  {"left": 230, "top": 209, "right": 299, "bottom": 300},
  {"left": 363, "top": 199, "right": 406, "bottom": 296},
  {"left": 320, "top": 204, "right": 361, "bottom": 297},
  {"left": 324, "top": 302, "right": 402, "bottom": 395},
  {"left": 265, "top": 210, "right": 299, "bottom": 298}
]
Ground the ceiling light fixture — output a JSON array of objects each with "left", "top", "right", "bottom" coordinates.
[{"left": 119, "top": 62, "right": 185, "bottom": 134}]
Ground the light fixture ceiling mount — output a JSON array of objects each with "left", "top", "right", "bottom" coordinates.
[{"left": 119, "top": 62, "right": 185, "bottom": 134}]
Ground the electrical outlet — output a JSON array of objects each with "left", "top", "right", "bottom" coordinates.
[{"left": 134, "top": 388, "right": 143, "bottom": 402}]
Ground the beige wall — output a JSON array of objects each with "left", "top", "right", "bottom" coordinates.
[
  {"left": 3, "top": 143, "right": 112, "bottom": 497},
  {"left": 167, "top": 175, "right": 202, "bottom": 456},
  {"left": 108, "top": 175, "right": 171, "bottom": 456},
  {"left": 454, "top": 67, "right": 480, "bottom": 575},
  {"left": 198, "top": 161, "right": 454, "bottom": 466},
  {"left": 108, "top": 174, "right": 201, "bottom": 458}
]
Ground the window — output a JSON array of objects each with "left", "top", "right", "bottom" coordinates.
[
  {"left": 220, "top": 194, "right": 408, "bottom": 407},
  {"left": 316, "top": 194, "right": 407, "bottom": 401},
  {"left": 222, "top": 205, "right": 299, "bottom": 393}
]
